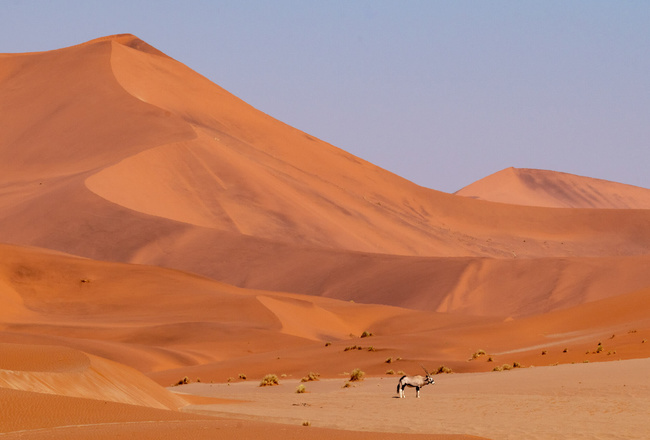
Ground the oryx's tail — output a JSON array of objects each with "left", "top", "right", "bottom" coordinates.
[{"left": 397, "top": 376, "right": 406, "bottom": 394}]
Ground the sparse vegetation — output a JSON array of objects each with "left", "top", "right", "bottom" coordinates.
[
  {"left": 367, "top": 346, "right": 376, "bottom": 352},
  {"left": 344, "top": 345, "right": 364, "bottom": 351},
  {"left": 541, "top": 350, "right": 548, "bottom": 355},
  {"left": 238, "top": 373, "right": 247, "bottom": 380},
  {"left": 563, "top": 348, "right": 568, "bottom": 353},
  {"left": 296, "top": 384, "right": 306, "bottom": 394},
  {"left": 174, "top": 376, "right": 190, "bottom": 386},
  {"left": 259, "top": 374, "right": 279, "bottom": 387},
  {"left": 493, "top": 363, "right": 518, "bottom": 372},
  {"left": 397, "top": 370, "right": 405, "bottom": 375},
  {"left": 435, "top": 365, "right": 453, "bottom": 374},
  {"left": 342, "top": 381, "right": 352, "bottom": 388},
  {"left": 385, "top": 357, "right": 393, "bottom": 363},
  {"left": 643, "top": 339, "right": 647, "bottom": 344},
  {"left": 596, "top": 344, "right": 603, "bottom": 353},
  {"left": 301, "top": 372, "right": 320, "bottom": 382},
  {"left": 349, "top": 368, "right": 365, "bottom": 382},
  {"left": 386, "top": 369, "right": 395, "bottom": 375},
  {"left": 487, "top": 356, "right": 493, "bottom": 362},
  {"left": 302, "top": 421, "right": 311, "bottom": 426},
  {"left": 325, "top": 342, "right": 332, "bottom": 347},
  {"left": 472, "top": 349, "right": 487, "bottom": 359},
  {"left": 360, "top": 331, "right": 374, "bottom": 338}
]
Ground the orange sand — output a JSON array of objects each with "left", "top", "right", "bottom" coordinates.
[{"left": 1, "top": 34, "right": 649, "bottom": 439}]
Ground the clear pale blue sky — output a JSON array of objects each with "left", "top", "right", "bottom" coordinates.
[{"left": 2, "top": 1, "right": 649, "bottom": 192}]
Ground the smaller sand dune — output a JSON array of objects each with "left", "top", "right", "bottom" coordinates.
[
  {"left": 455, "top": 167, "right": 650, "bottom": 208},
  {"left": 0, "top": 343, "right": 186, "bottom": 410}
]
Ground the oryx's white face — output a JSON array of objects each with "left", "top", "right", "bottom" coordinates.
[{"left": 426, "top": 376, "right": 435, "bottom": 385}]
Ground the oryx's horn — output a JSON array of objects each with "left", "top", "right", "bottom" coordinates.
[{"left": 421, "top": 364, "right": 431, "bottom": 376}]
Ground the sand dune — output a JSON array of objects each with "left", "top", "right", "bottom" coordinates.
[
  {"left": 456, "top": 167, "right": 650, "bottom": 208},
  {"left": 2, "top": 34, "right": 650, "bottom": 268},
  {"left": 1, "top": 34, "right": 649, "bottom": 439}
]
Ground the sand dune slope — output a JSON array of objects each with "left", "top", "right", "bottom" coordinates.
[
  {"left": 2, "top": 34, "right": 650, "bottom": 270},
  {"left": 0, "top": 343, "right": 185, "bottom": 410},
  {"left": 456, "top": 167, "right": 650, "bottom": 208}
]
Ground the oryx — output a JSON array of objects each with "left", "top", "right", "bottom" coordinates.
[{"left": 396, "top": 365, "right": 435, "bottom": 398}]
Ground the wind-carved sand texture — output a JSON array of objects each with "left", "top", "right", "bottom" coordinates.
[{"left": 1, "top": 34, "right": 649, "bottom": 439}]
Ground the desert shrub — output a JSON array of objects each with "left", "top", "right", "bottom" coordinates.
[
  {"left": 367, "top": 346, "right": 376, "bottom": 352},
  {"left": 397, "top": 370, "right": 405, "bottom": 375},
  {"left": 342, "top": 381, "right": 352, "bottom": 388},
  {"left": 643, "top": 339, "right": 647, "bottom": 344},
  {"left": 541, "top": 350, "right": 548, "bottom": 355},
  {"left": 492, "top": 365, "right": 503, "bottom": 372},
  {"left": 386, "top": 369, "right": 395, "bottom": 375},
  {"left": 563, "top": 348, "right": 568, "bottom": 353},
  {"left": 472, "top": 349, "right": 486, "bottom": 359},
  {"left": 325, "top": 342, "right": 332, "bottom": 347},
  {"left": 238, "top": 373, "right": 247, "bottom": 380},
  {"left": 596, "top": 344, "right": 603, "bottom": 353},
  {"left": 487, "top": 356, "right": 493, "bottom": 362},
  {"left": 174, "top": 376, "right": 190, "bottom": 386},
  {"left": 259, "top": 374, "right": 279, "bottom": 387},
  {"left": 302, "top": 421, "right": 311, "bottom": 426},
  {"left": 296, "top": 384, "right": 306, "bottom": 394},
  {"left": 512, "top": 362, "right": 522, "bottom": 368},
  {"left": 301, "top": 372, "right": 320, "bottom": 382},
  {"left": 501, "top": 364, "right": 513, "bottom": 371},
  {"left": 385, "top": 357, "right": 393, "bottom": 363},
  {"left": 435, "top": 365, "right": 453, "bottom": 374},
  {"left": 349, "top": 368, "right": 365, "bottom": 382},
  {"left": 360, "top": 331, "right": 373, "bottom": 338}
]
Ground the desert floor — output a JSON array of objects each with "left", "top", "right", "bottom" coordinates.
[{"left": 177, "top": 358, "right": 650, "bottom": 440}]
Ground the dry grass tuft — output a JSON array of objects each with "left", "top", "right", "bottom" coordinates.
[
  {"left": 301, "top": 372, "right": 320, "bottom": 382},
  {"left": 296, "top": 384, "right": 306, "bottom": 394},
  {"left": 349, "top": 368, "right": 365, "bottom": 382},
  {"left": 259, "top": 374, "right": 279, "bottom": 387}
]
